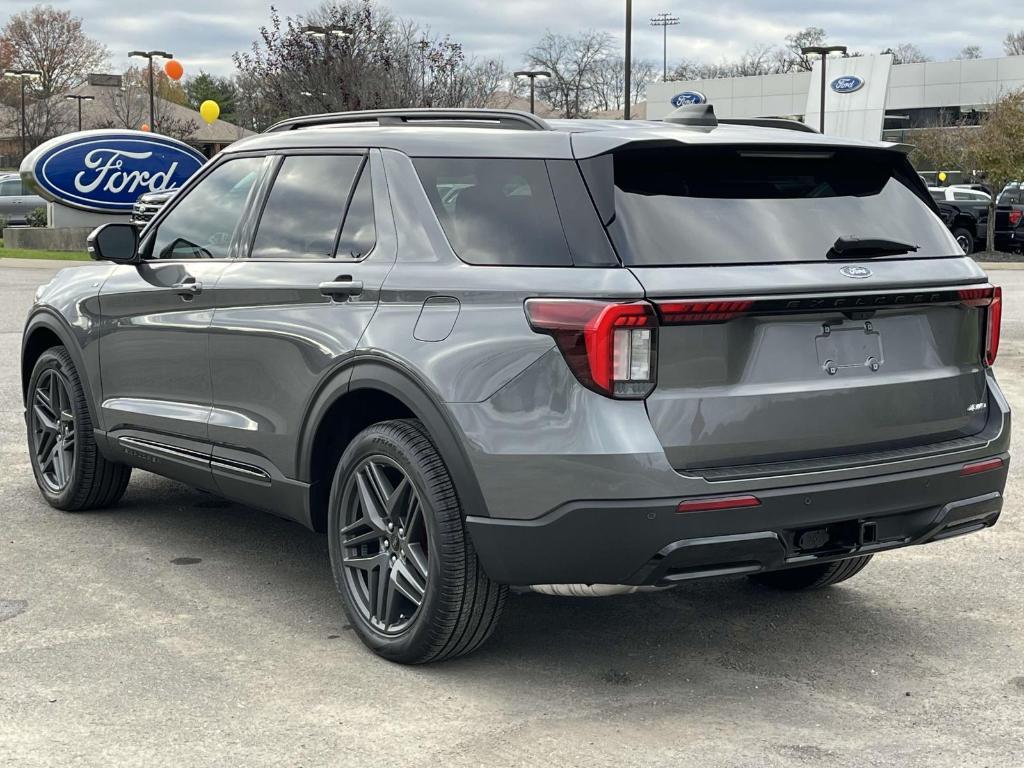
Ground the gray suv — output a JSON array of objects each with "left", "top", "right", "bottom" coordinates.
[{"left": 22, "top": 107, "right": 1010, "bottom": 663}]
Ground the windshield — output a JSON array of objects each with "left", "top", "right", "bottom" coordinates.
[{"left": 599, "top": 146, "right": 956, "bottom": 266}]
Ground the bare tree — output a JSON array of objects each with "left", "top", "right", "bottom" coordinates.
[
  {"left": 956, "top": 45, "right": 983, "bottom": 60},
  {"left": 883, "top": 43, "right": 931, "bottom": 64},
  {"left": 1005, "top": 30, "right": 1024, "bottom": 56},
  {"left": 92, "top": 67, "right": 198, "bottom": 141},
  {"left": 784, "top": 27, "right": 828, "bottom": 71},
  {"left": 525, "top": 30, "right": 613, "bottom": 118}
]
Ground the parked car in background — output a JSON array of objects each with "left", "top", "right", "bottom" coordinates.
[
  {"left": 998, "top": 183, "right": 1024, "bottom": 204},
  {"left": 0, "top": 174, "right": 45, "bottom": 225},
  {"left": 130, "top": 190, "right": 175, "bottom": 228},
  {"left": 930, "top": 187, "right": 1024, "bottom": 253},
  {"left": 23, "top": 107, "right": 1010, "bottom": 664}
]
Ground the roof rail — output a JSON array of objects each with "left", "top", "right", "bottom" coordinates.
[
  {"left": 264, "top": 108, "right": 551, "bottom": 133},
  {"left": 718, "top": 117, "right": 819, "bottom": 133}
]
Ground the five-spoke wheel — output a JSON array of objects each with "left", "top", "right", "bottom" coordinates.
[{"left": 30, "top": 368, "right": 77, "bottom": 493}]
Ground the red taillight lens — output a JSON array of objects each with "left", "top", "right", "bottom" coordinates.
[
  {"left": 524, "top": 299, "right": 657, "bottom": 398},
  {"left": 958, "top": 286, "right": 995, "bottom": 307},
  {"left": 960, "top": 457, "right": 1003, "bottom": 476},
  {"left": 677, "top": 495, "right": 761, "bottom": 513},
  {"left": 656, "top": 299, "right": 753, "bottom": 324},
  {"left": 1010, "top": 209, "right": 1023, "bottom": 227},
  {"left": 986, "top": 286, "right": 1002, "bottom": 366}
]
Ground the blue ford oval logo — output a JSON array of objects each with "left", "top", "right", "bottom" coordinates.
[
  {"left": 671, "top": 91, "right": 707, "bottom": 107},
  {"left": 839, "top": 265, "right": 872, "bottom": 279},
  {"left": 831, "top": 76, "right": 865, "bottom": 94},
  {"left": 22, "top": 130, "right": 206, "bottom": 213}
]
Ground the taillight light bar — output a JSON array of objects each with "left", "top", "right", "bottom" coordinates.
[
  {"left": 677, "top": 495, "right": 761, "bottom": 513},
  {"left": 524, "top": 299, "right": 657, "bottom": 399},
  {"left": 656, "top": 299, "right": 754, "bottom": 324},
  {"left": 985, "top": 286, "right": 1002, "bottom": 366}
]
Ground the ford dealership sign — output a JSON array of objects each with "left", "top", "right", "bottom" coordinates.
[
  {"left": 21, "top": 130, "right": 205, "bottom": 213},
  {"left": 830, "top": 75, "right": 865, "bottom": 94},
  {"left": 670, "top": 91, "right": 707, "bottom": 107}
]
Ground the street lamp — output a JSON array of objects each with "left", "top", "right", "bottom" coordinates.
[
  {"left": 801, "top": 44, "right": 847, "bottom": 133},
  {"left": 128, "top": 50, "right": 173, "bottom": 133},
  {"left": 624, "top": 0, "right": 633, "bottom": 120},
  {"left": 513, "top": 70, "right": 551, "bottom": 115},
  {"left": 64, "top": 94, "right": 95, "bottom": 132},
  {"left": 3, "top": 69, "right": 42, "bottom": 160},
  {"left": 300, "top": 25, "right": 353, "bottom": 106},
  {"left": 650, "top": 12, "right": 679, "bottom": 81}
]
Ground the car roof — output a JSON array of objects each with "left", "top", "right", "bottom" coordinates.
[{"left": 225, "top": 112, "right": 900, "bottom": 160}]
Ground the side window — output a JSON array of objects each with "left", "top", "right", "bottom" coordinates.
[
  {"left": 151, "top": 157, "right": 264, "bottom": 260},
  {"left": 0, "top": 179, "right": 21, "bottom": 196},
  {"left": 250, "top": 154, "right": 365, "bottom": 259},
  {"left": 413, "top": 157, "right": 572, "bottom": 266},
  {"left": 336, "top": 163, "right": 376, "bottom": 260}
]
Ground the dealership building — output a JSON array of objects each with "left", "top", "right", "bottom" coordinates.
[{"left": 647, "top": 53, "right": 1024, "bottom": 142}]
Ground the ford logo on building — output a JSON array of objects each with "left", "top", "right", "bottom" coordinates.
[
  {"left": 670, "top": 91, "right": 707, "bottom": 107},
  {"left": 21, "top": 130, "right": 206, "bottom": 214},
  {"left": 830, "top": 76, "right": 865, "bottom": 94}
]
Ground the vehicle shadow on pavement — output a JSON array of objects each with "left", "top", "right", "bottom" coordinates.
[{"left": 94, "top": 474, "right": 947, "bottom": 690}]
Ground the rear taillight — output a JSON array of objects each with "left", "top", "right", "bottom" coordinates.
[
  {"left": 958, "top": 285, "right": 1001, "bottom": 366},
  {"left": 524, "top": 299, "right": 656, "bottom": 398},
  {"left": 986, "top": 286, "right": 1002, "bottom": 366},
  {"left": 1010, "top": 209, "right": 1023, "bottom": 227},
  {"left": 655, "top": 299, "right": 753, "bottom": 324}
]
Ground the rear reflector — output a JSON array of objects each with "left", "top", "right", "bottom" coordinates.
[
  {"left": 960, "top": 458, "right": 1003, "bottom": 476},
  {"left": 677, "top": 495, "right": 761, "bottom": 513}
]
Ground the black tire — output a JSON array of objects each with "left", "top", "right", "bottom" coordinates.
[
  {"left": 953, "top": 227, "right": 975, "bottom": 254},
  {"left": 328, "top": 419, "right": 507, "bottom": 664},
  {"left": 26, "top": 346, "right": 131, "bottom": 511},
  {"left": 749, "top": 555, "right": 873, "bottom": 591}
]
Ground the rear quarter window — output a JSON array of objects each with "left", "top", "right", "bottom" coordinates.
[{"left": 413, "top": 157, "right": 572, "bottom": 266}]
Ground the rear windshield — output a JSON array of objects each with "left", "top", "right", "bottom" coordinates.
[{"left": 597, "top": 146, "right": 955, "bottom": 266}]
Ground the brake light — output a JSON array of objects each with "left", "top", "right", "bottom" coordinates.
[
  {"left": 677, "top": 495, "right": 761, "bottom": 513},
  {"left": 524, "top": 299, "right": 656, "bottom": 398},
  {"left": 656, "top": 299, "right": 753, "bottom": 324},
  {"left": 986, "top": 286, "right": 1002, "bottom": 366}
]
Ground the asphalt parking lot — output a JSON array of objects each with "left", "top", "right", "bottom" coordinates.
[{"left": 2, "top": 260, "right": 1023, "bottom": 767}]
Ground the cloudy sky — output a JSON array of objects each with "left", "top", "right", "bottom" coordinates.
[{"left": 9, "top": 0, "right": 1021, "bottom": 76}]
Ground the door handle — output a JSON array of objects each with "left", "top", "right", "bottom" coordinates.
[
  {"left": 172, "top": 277, "right": 202, "bottom": 298},
  {"left": 319, "top": 278, "right": 363, "bottom": 300}
]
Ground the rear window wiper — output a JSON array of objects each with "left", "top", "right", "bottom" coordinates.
[{"left": 827, "top": 236, "right": 919, "bottom": 260}]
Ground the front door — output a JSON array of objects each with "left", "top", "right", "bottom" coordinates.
[
  {"left": 97, "top": 155, "right": 268, "bottom": 486},
  {"left": 206, "top": 149, "right": 396, "bottom": 517}
]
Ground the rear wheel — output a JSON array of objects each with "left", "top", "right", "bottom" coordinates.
[
  {"left": 26, "top": 346, "right": 131, "bottom": 511},
  {"left": 328, "top": 419, "right": 507, "bottom": 664},
  {"left": 749, "top": 555, "right": 873, "bottom": 591},
  {"left": 953, "top": 227, "right": 975, "bottom": 254}
]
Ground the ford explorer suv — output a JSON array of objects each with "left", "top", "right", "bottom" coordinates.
[{"left": 22, "top": 107, "right": 1010, "bottom": 664}]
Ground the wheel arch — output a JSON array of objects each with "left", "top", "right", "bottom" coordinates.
[
  {"left": 298, "top": 357, "right": 489, "bottom": 533},
  {"left": 22, "top": 311, "right": 97, "bottom": 419}
]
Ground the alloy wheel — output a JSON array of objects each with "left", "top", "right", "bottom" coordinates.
[
  {"left": 30, "top": 369, "right": 76, "bottom": 493},
  {"left": 339, "top": 456, "right": 430, "bottom": 636}
]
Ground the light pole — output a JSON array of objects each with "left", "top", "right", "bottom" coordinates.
[
  {"left": 650, "top": 12, "right": 679, "bottom": 81},
  {"left": 513, "top": 70, "right": 551, "bottom": 115},
  {"left": 64, "top": 94, "right": 95, "bottom": 132},
  {"left": 3, "top": 69, "right": 42, "bottom": 160},
  {"left": 624, "top": 0, "right": 633, "bottom": 120},
  {"left": 300, "top": 25, "right": 353, "bottom": 106},
  {"left": 128, "top": 50, "right": 173, "bottom": 133},
  {"left": 801, "top": 44, "right": 847, "bottom": 133}
]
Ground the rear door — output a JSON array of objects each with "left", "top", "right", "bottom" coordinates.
[
  {"left": 207, "top": 149, "right": 395, "bottom": 511},
  {"left": 581, "top": 142, "right": 992, "bottom": 471}
]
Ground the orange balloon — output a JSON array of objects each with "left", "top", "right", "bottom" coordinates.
[
  {"left": 140, "top": 123, "right": 151, "bottom": 132},
  {"left": 164, "top": 59, "right": 183, "bottom": 81}
]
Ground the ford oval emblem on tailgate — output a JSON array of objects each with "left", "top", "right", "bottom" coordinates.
[{"left": 839, "top": 265, "right": 872, "bottom": 279}]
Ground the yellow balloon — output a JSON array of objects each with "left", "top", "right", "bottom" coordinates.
[
  {"left": 199, "top": 100, "right": 220, "bottom": 124},
  {"left": 938, "top": 171, "right": 948, "bottom": 183}
]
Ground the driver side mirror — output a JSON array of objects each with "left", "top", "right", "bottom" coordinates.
[{"left": 87, "top": 223, "right": 139, "bottom": 264}]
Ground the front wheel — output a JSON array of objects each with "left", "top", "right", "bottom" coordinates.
[
  {"left": 749, "top": 555, "right": 873, "bottom": 591},
  {"left": 328, "top": 419, "right": 507, "bottom": 663},
  {"left": 26, "top": 346, "right": 131, "bottom": 511}
]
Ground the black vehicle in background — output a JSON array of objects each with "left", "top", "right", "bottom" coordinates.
[{"left": 930, "top": 189, "right": 1024, "bottom": 253}]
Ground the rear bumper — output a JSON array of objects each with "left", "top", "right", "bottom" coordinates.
[{"left": 467, "top": 454, "right": 1008, "bottom": 586}]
